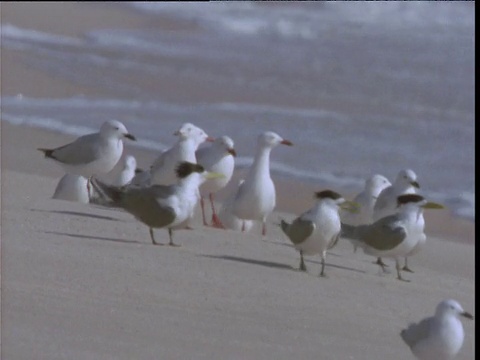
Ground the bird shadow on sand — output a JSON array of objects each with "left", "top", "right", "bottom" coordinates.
[
  {"left": 44, "top": 230, "right": 139, "bottom": 244},
  {"left": 200, "top": 254, "right": 295, "bottom": 271},
  {"left": 264, "top": 239, "right": 343, "bottom": 258},
  {"left": 304, "top": 259, "right": 366, "bottom": 274},
  {"left": 31, "top": 208, "right": 121, "bottom": 222}
]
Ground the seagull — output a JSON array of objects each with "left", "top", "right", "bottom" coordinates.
[
  {"left": 150, "top": 123, "right": 214, "bottom": 186},
  {"left": 91, "top": 162, "right": 224, "bottom": 246},
  {"left": 52, "top": 174, "right": 90, "bottom": 203},
  {"left": 340, "top": 174, "right": 391, "bottom": 252},
  {"left": 38, "top": 120, "right": 136, "bottom": 195},
  {"left": 218, "top": 179, "right": 254, "bottom": 232},
  {"left": 196, "top": 135, "right": 236, "bottom": 228},
  {"left": 400, "top": 299, "right": 474, "bottom": 360},
  {"left": 372, "top": 169, "right": 420, "bottom": 269},
  {"left": 341, "top": 194, "right": 444, "bottom": 282},
  {"left": 280, "top": 190, "right": 358, "bottom": 277},
  {"left": 113, "top": 155, "right": 138, "bottom": 187},
  {"left": 232, "top": 131, "right": 293, "bottom": 237}
]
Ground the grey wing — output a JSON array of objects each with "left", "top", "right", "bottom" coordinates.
[
  {"left": 373, "top": 188, "right": 392, "bottom": 214},
  {"left": 400, "top": 318, "right": 433, "bottom": 349},
  {"left": 121, "top": 185, "right": 177, "bottom": 228},
  {"left": 151, "top": 149, "right": 168, "bottom": 170},
  {"left": 359, "top": 216, "right": 406, "bottom": 251},
  {"left": 49, "top": 133, "right": 103, "bottom": 165},
  {"left": 285, "top": 217, "right": 315, "bottom": 245}
]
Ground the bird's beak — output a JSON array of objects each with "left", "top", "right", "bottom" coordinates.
[
  {"left": 173, "top": 130, "right": 182, "bottom": 136},
  {"left": 461, "top": 311, "right": 474, "bottom": 320},
  {"left": 422, "top": 201, "right": 444, "bottom": 209},
  {"left": 227, "top": 148, "right": 237, "bottom": 157},
  {"left": 340, "top": 201, "right": 360, "bottom": 213},
  {"left": 205, "top": 172, "right": 225, "bottom": 180},
  {"left": 124, "top": 133, "right": 136, "bottom": 141},
  {"left": 206, "top": 136, "right": 215, "bottom": 142},
  {"left": 411, "top": 181, "right": 420, "bottom": 188},
  {"left": 280, "top": 139, "right": 293, "bottom": 146},
  {"left": 134, "top": 167, "right": 143, "bottom": 174}
]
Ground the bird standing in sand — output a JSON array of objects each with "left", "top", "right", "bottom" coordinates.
[
  {"left": 38, "top": 119, "right": 136, "bottom": 196},
  {"left": 280, "top": 190, "right": 358, "bottom": 277},
  {"left": 372, "top": 169, "right": 420, "bottom": 270},
  {"left": 91, "top": 162, "right": 223, "bottom": 246},
  {"left": 232, "top": 131, "right": 293, "bottom": 237},
  {"left": 342, "top": 194, "right": 443, "bottom": 282},
  {"left": 196, "top": 135, "right": 236, "bottom": 228},
  {"left": 400, "top": 299, "right": 473, "bottom": 360}
]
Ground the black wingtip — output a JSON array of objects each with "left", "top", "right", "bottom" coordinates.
[
  {"left": 38, "top": 148, "right": 54, "bottom": 158},
  {"left": 175, "top": 162, "right": 205, "bottom": 179}
]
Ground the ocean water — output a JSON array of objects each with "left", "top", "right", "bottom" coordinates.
[{"left": 1, "top": 2, "right": 474, "bottom": 221}]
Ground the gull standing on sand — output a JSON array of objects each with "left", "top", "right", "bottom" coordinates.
[
  {"left": 232, "top": 131, "right": 293, "bottom": 236},
  {"left": 52, "top": 174, "right": 90, "bottom": 203},
  {"left": 91, "top": 162, "right": 223, "bottom": 247},
  {"left": 280, "top": 190, "right": 358, "bottom": 277},
  {"left": 340, "top": 174, "right": 391, "bottom": 252},
  {"left": 400, "top": 299, "right": 474, "bottom": 360},
  {"left": 196, "top": 135, "right": 236, "bottom": 228},
  {"left": 113, "top": 155, "right": 139, "bottom": 187},
  {"left": 342, "top": 194, "right": 443, "bottom": 281},
  {"left": 218, "top": 179, "right": 254, "bottom": 232},
  {"left": 372, "top": 169, "right": 420, "bottom": 269},
  {"left": 38, "top": 120, "right": 136, "bottom": 195},
  {"left": 150, "top": 123, "right": 214, "bottom": 186}
]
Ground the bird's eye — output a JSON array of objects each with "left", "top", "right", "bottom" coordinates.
[{"left": 115, "top": 127, "right": 119, "bottom": 130}]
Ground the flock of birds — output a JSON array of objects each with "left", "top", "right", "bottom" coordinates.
[{"left": 38, "top": 119, "right": 473, "bottom": 359}]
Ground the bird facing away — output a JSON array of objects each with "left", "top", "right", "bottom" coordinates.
[
  {"left": 342, "top": 194, "right": 444, "bottom": 281},
  {"left": 232, "top": 131, "right": 293, "bottom": 237},
  {"left": 340, "top": 174, "right": 391, "bottom": 252},
  {"left": 113, "top": 155, "right": 138, "bottom": 187},
  {"left": 280, "top": 190, "right": 358, "bottom": 277},
  {"left": 218, "top": 179, "right": 254, "bottom": 232},
  {"left": 400, "top": 299, "right": 473, "bottom": 360},
  {"left": 38, "top": 120, "right": 136, "bottom": 196},
  {"left": 91, "top": 162, "right": 223, "bottom": 246},
  {"left": 52, "top": 174, "right": 90, "bottom": 203},
  {"left": 372, "top": 169, "right": 420, "bottom": 269},
  {"left": 150, "top": 123, "right": 214, "bottom": 186},
  {"left": 196, "top": 135, "right": 236, "bottom": 228}
]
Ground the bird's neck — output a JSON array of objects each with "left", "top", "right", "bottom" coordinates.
[
  {"left": 178, "top": 138, "right": 198, "bottom": 161},
  {"left": 248, "top": 146, "right": 272, "bottom": 181}
]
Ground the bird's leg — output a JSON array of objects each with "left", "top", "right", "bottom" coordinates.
[
  {"left": 319, "top": 251, "right": 327, "bottom": 277},
  {"left": 396, "top": 259, "right": 410, "bottom": 282},
  {"left": 200, "top": 196, "right": 208, "bottom": 226},
  {"left": 353, "top": 244, "right": 358, "bottom": 254},
  {"left": 402, "top": 257, "right": 414, "bottom": 273},
  {"left": 241, "top": 221, "right": 246, "bottom": 232},
  {"left": 168, "top": 228, "right": 180, "bottom": 247},
  {"left": 209, "top": 193, "right": 225, "bottom": 229},
  {"left": 299, "top": 251, "right": 307, "bottom": 272},
  {"left": 87, "top": 176, "right": 92, "bottom": 199},
  {"left": 150, "top": 228, "right": 163, "bottom": 246},
  {"left": 262, "top": 221, "right": 267, "bottom": 237},
  {"left": 374, "top": 257, "right": 389, "bottom": 271}
]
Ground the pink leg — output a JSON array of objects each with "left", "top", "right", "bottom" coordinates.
[
  {"left": 209, "top": 193, "right": 225, "bottom": 229},
  {"left": 241, "top": 221, "right": 245, "bottom": 232},
  {"left": 200, "top": 196, "right": 208, "bottom": 226},
  {"left": 262, "top": 222, "right": 267, "bottom": 237},
  {"left": 87, "top": 177, "right": 92, "bottom": 199}
]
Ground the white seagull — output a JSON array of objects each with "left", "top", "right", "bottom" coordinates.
[
  {"left": 218, "top": 179, "right": 254, "bottom": 232},
  {"left": 113, "top": 155, "right": 138, "bottom": 187},
  {"left": 52, "top": 174, "right": 90, "bottom": 203},
  {"left": 91, "top": 162, "right": 223, "bottom": 247},
  {"left": 150, "top": 123, "right": 213, "bottom": 185},
  {"left": 232, "top": 131, "right": 293, "bottom": 236},
  {"left": 342, "top": 194, "right": 443, "bottom": 281},
  {"left": 280, "top": 190, "right": 358, "bottom": 277},
  {"left": 38, "top": 120, "right": 136, "bottom": 195},
  {"left": 196, "top": 135, "right": 236, "bottom": 228},
  {"left": 340, "top": 174, "right": 391, "bottom": 252},
  {"left": 400, "top": 299, "right": 474, "bottom": 360},
  {"left": 372, "top": 169, "right": 420, "bottom": 269}
]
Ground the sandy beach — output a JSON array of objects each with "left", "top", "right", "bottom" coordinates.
[{"left": 1, "top": 3, "right": 475, "bottom": 360}]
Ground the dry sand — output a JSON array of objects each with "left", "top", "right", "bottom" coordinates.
[{"left": 1, "top": 3, "right": 475, "bottom": 359}]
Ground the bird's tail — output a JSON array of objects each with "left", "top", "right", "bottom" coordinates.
[
  {"left": 279, "top": 219, "right": 291, "bottom": 236},
  {"left": 37, "top": 148, "right": 54, "bottom": 158},
  {"left": 90, "top": 178, "right": 123, "bottom": 203}
]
